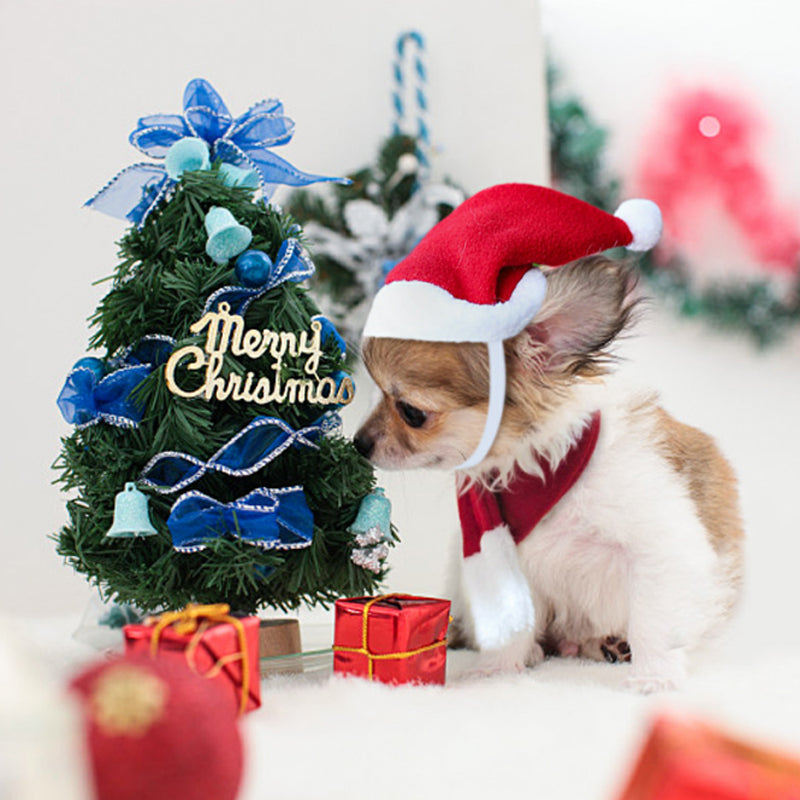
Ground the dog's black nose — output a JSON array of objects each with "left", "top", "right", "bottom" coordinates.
[{"left": 353, "top": 430, "right": 374, "bottom": 459}]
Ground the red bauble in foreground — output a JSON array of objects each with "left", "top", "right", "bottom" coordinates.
[
  {"left": 69, "top": 655, "right": 244, "bottom": 800},
  {"left": 617, "top": 714, "right": 800, "bottom": 800}
]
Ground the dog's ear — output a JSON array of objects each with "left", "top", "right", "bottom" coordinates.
[{"left": 512, "top": 256, "right": 640, "bottom": 377}]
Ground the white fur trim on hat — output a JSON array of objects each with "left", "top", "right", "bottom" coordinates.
[
  {"left": 614, "top": 199, "right": 663, "bottom": 252},
  {"left": 461, "top": 525, "right": 536, "bottom": 650},
  {"left": 363, "top": 268, "right": 547, "bottom": 343}
]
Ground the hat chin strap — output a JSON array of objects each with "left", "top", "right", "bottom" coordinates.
[{"left": 455, "top": 339, "right": 506, "bottom": 471}]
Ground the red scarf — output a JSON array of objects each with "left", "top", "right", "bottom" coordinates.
[{"left": 457, "top": 413, "right": 601, "bottom": 557}]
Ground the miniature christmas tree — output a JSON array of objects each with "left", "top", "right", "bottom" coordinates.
[{"left": 54, "top": 79, "right": 394, "bottom": 614}]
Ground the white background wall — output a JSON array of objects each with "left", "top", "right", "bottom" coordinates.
[{"left": 0, "top": 0, "right": 547, "bottom": 616}]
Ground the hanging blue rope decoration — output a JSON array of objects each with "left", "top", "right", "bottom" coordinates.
[{"left": 138, "top": 414, "right": 335, "bottom": 495}]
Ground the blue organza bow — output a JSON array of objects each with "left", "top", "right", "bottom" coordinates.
[
  {"left": 118, "top": 335, "right": 174, "bottom": 368},
  {"left": 58, "top": 336, "right": 174, "bottom": 429},
  {"left": 314, "top": 315, "right": 347, "bottom": 359},
  {"left": 204, "top": 237, "right": 315, "bottom": 315},
  {"left": 57, "top": 363, "right": 152, "bottom": 429},
  {"left": 86, "top": 78, "right": 346, "bottom": 226},
  {"left": 168, "top": 486, "right": 314, "bottom": 553},
  {"left": 139, "top": 414, "right": 334, "bottom": 495}
]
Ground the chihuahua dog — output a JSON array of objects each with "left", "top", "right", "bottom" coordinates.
[{"left": 355, "top": 256, "right": 744, "bottom": 691}]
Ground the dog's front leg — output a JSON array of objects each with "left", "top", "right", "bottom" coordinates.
[
  {"left": 623, "top": 548, "right": 705, "bottom": 693},
  {"left": 470, "top": 629, "right": 544, "bottom": 677}
]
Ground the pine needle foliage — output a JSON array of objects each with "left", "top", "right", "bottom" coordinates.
[
  {"left": 286, "top": 134, "right": 462, "bottom": 335},
  {"left": 54, "top": 167, "right": 393, "bottom": 613}
]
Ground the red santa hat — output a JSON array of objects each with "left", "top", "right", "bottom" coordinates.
[{"left": 363, "top": 183, "right": 662, "bottom": 469}]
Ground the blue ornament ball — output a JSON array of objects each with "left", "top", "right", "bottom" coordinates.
[
  {"left": 235, "top": 250, "right": 274, "bottom": 288},
  {"left": 73, "top": 356, "right": 106, "bottom": 381}
]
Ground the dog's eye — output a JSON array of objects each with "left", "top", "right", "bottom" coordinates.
[{"left": 396, "top": 401, "right": 427, "bottom": 429}]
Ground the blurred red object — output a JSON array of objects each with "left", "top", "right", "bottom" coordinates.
[
  {"left": 617, "top": 714, "right": 800, "bottom": 800},
  {"left": 636, "top": 88, "right": 800, "bottom": 276},
  {"left": 70, "top": 654, "right": 244, "bottom": 800}
]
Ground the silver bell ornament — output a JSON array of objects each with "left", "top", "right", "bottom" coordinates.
[
  {"left": 348, "top": 487, "right": 391, "bottom": 546},
  {"left": 204, "top": 206, "right": 253, "bottom": 265},
  {"left": 106, "top": 483, "right": 159, "bottom": 538}
]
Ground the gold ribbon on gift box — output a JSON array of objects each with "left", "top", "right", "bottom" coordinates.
[
  {"left": 333, "top": 594, "right": 448, "bottom": 680},
  {"left": 146, "top": 603, "right": 250, "bottom": 715}
]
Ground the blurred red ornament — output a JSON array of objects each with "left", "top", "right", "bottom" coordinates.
[
  {"left": 636, "top": 88, "right": 800, "bottom": 277},
  {"left": 617, "top": 714, "right": 800, "bottom": 800},
  {"left": 69, "top": 655, "right": 244, "bottom": 800}
]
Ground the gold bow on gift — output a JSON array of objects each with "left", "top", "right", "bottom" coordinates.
[{"left": 146, "top": 603, "right": 251, "bottom": 715}]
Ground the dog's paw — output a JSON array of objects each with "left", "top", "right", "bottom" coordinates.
[
  {"left": 466, "top": 654, "right": 526, "bottom": 679},
  {"left": 577, "top": 635, "right": 632, "bottom": 663},
  {"left": 623, "top": 674, "right": 678, "bottom": 694},
  {"left": 526, "top": 640, "right": 546, "bottom": 668},
  {"left": 464, "top": 634, "right": 542, "bottom": 679},
  {"left": 624, "top": 649, "right": 687, "bottom": 693},
  {"left": 600, "top": 636, "right": 632, "bottom": 663}
]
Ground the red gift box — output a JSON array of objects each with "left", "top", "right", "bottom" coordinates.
[
  {"left": 617, "top": 715, "right": 800, "bottom": 800},
  {"left": 333, "top": 594, "right": 450, "bottom": 685},
  {"left": 124, "top": 603, "right": 260, "bottom": 715}
]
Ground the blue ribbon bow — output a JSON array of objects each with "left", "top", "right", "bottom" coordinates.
[
  {"left": 168, "top": 486, "right": 314, "bottom": 553},
  {"left": 86, "top": 78, "right": 346, "bottom": 227},
  {"left": 57, "top": 363, "right": 152, "bottom": 429},
  {"left": 204, "top": 237, "right": 315, "bottom": 316},
  {"left": 58, "top": 336, "right": 174, "bottom": 429},
  {"left": 139, "top": 414, "right": 336, "bottom": 495}
]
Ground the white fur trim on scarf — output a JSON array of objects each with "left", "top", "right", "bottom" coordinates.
[
  {"left": 461, "top": 525, "right": 536, "bottom": 650},
  {"left": 614, "top": 199, "right": 663, "bottom": 252},
  {"left": 362, "top": 269, "right": 547, "bottom": 343}
]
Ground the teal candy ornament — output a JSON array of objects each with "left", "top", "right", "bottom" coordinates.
[
  {"left": 219, "top": 163, "right": 260, "bottom": 189},
  {"left": 235, "top": 250, "right": 274, "bottom": 288},
  {"left": 204, "top": 207, "right": 253, "bottom": 265},
  {"left": 349, "top": 487, "right": 391, "bottom": 546},
  {"left": 164, "top": 137, "right": 211, "bottom": 180},
  {"left": 106, "top": 483, "right": 159, "bottom": 538}
]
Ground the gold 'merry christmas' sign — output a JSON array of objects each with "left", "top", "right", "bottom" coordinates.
[{"left": 165, "top": 303, "right": 354, "bottom": 406}]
